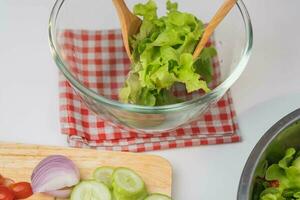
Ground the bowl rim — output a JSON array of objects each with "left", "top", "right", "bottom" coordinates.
[
  {"left": 48, "top": 0, "right": 253, "bottom": 113},
  {"left": 237, "top": 108, "right": 300, "bottom": 200}
]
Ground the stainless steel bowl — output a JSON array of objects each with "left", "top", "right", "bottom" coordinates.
[{"left": 237, "top": 108, "right": 300, "bottom": 200}]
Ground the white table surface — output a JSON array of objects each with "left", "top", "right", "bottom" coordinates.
[{"left": 1, "top": 0, "right": 300, "bottom": 199}]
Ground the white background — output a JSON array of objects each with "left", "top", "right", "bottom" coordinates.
[{"left": 1, "top": 0, "right": 300, "bottom": 199}]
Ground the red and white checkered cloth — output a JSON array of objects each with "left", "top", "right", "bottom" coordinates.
[{"left": 58, "top": 29, "right": 240, "bottom": 152}]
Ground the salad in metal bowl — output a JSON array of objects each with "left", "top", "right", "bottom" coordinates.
[{"left": 254, "top": 148, "right": 300, "bottom": 200}]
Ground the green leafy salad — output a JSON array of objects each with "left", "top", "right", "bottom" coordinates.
[
  {"left": 119, "top": 0, "right": 217, "bottom": 106},
  {"left": 254, "top": 148, "right": 300, "bottom": 200}
]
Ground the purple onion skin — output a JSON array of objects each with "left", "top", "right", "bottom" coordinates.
[
  {"left": 45, "top": 188, "right": 72, "bottom": 198},
  {"left": 31, "top": 155, "right": 80, "bottom": 197}
]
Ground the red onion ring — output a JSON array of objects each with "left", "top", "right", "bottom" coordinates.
[{"left": 31, "top": 155, "right": 80, "bottom": 198}]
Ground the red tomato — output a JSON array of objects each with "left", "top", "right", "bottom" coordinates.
[
  {"left": 0, "top": 175, "right": 4, "bottom": 186},
  {"left": 0, "top": 186, "right": 15, "bottom": 200},
  {"left": 0, "top": 175, "right": 14, "bottom": 188},
  {"left": 9, "top": 182, "right": 33, "bottom": 199},
  {"left": 2, "top": 179, "right": 14, "bottom": 188},
  {"left": 268, "top": 180, "right": 280, "bottom": 188}
]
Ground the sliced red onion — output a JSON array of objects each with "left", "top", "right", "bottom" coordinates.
[
  {"left": 31, "top": 155, "right": 80, "bottom": 198},
  {"left": 45, "top": 188, "right": 72, "bottom": 198}
]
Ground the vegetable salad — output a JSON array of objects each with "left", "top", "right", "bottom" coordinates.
[
  {"left": 119, "top": 0, "right": 216, "bottom": 106},
  {"left": 255, "top": 148, "right": 300, "bottom": 200}
]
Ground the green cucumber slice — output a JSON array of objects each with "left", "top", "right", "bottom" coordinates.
[
  {"left": 113, "top": 188, "right": 147, "bottom": 200},
  {"left": 112, "top": 167, "right": 147, "bottom": 198},
  {"left": 93, "top": 166, "right": 114, "bottom": 189},
  {"left": 71, "top": 180, "right": 112, "bottom": 200},
  {"left": 144, "top": 194, "right": 172, "bottom": 200}
]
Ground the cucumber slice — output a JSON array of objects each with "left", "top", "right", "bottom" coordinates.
[
  {"left": 144, "top": 194, "right": 172, "bottom": 200},
  {"left": 71, "top": 180, "right": 112, "bottom": 200},
  {"left": 112, "top": 167, "right": 147, "bottom": 198},
  {"left": 93, "top": 166, "right": 114, "bottom": 189},
  {"left": 113, "top": 188, "right": 147, "bottom": 200}
]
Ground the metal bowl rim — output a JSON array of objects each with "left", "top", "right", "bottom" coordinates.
[{"left": 237, "top": 108, "right": 300, "bottom": 200}]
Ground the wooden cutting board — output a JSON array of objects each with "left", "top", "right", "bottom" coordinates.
[{"left": 0, "top": 142, "right": 172, "bottom": 199}]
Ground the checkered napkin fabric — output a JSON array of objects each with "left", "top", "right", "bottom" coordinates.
[{"left": 58, "top": 29, "right": 240, "bottom": 152}]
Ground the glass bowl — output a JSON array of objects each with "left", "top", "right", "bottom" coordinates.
[{"left": 49, "top": 0, "right": 253, "bottom": 133}]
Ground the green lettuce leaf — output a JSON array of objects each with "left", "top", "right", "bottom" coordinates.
[
  {"left": 156, "top": 89, "right": 182, "bottom": 105},
  {"left": 279, "top": 148, "right": 296, "bottom": 169},
  {"left": 286, "top": 166, "right": 300, "bottom": 188},
  {"left": 194, "top": 47, "right": 217, "bottom": 83},
  {"left": 119, "top": 72, "right": 142, "bottom": 104},
  {"left": 166, "top": 0, "right": 178, "bottom": 12},
  {"left": 175, "top": 53, "right": 210, "bottom": 93},
  {"left": 265, "top": 164, "right": 290, "bottom": 190},
  {"left": 294, "top": 191, "right": 300, "bottom": 199},
  {"left": 260, "top": 188, "right": 285, "bottom": 200},
  {"left": 151, "top": 29, "right": 184, "bottom": 47},
  {"left": 257, "top": 148, "right": 300, "bottom": 200},
  {"left": 292, "top": 156, "right": 300, "bottom": 169},
  {"left": 282, "top": 188, "right": 300, "bottom": 199},
  {"left": 133, "top": 0, "right": 157, "bottom": 21},
  {"left": 138, "top": 88, "right": 156, "bottom": 106},
  {"left": 150, "top": 64, "right": 178, "bottom": 89},
  {"left": 120, "top": 0, "right": 217, "bottom": 106}
]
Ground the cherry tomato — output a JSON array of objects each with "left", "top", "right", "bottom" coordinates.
[
  {"left": 0, "top": 186, "right": 15, "bottom": 200},
  {"left": 268, "top": 180, "right": 280, "bottom": 188},
  {"left": 2, "top": 179, "right": 14, "bottom": 188},
  {"left": 0, "top": 176, "right": 14, "bottom": 188},
  {"left": 9, "top": 182, "right": 33, "bottom": 199},
  {"left": 0, "top": 175, "right": 4, "bottom": 185}
]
